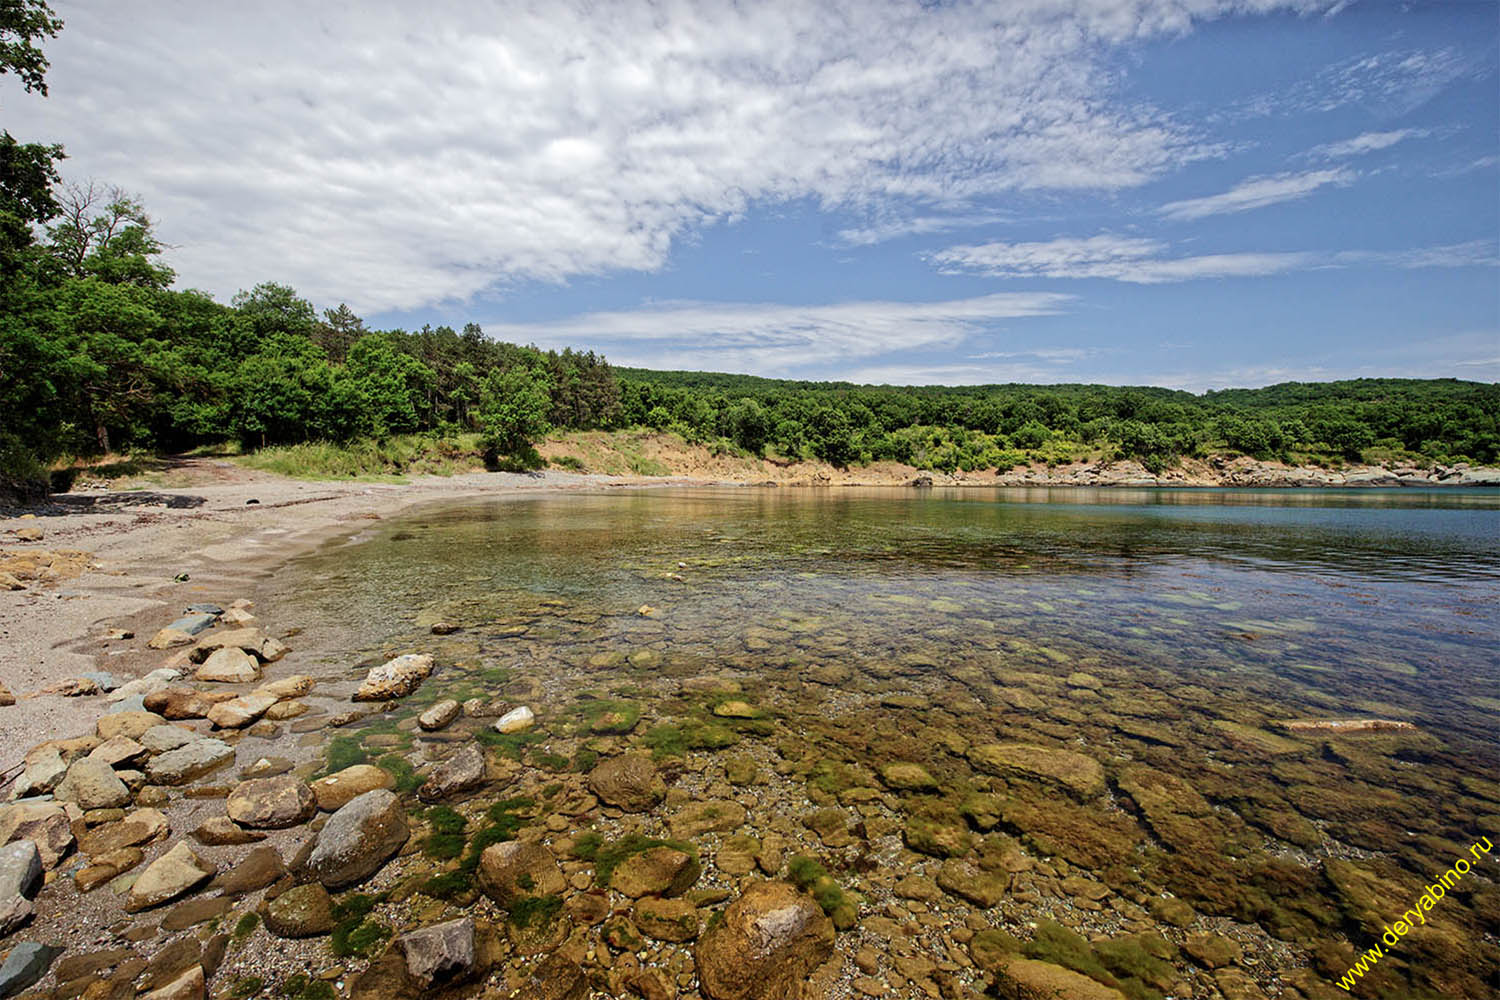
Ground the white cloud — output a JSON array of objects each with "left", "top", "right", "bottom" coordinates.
[
  {"left": 836, "top": 211, "right": 1013, "bottom": 247},
  {"left": 1159, "top": 168, "right": 1355, "bottom": 220},
  {"left": 481, "top": 292, "right": 1071, "bottom": 376},
  {"left": 1308, "top": 129, "right": 1426, "bottom": 159},
  {"left": 1, "top": 0, "right": 1331, "bottom": 312},
  {"left": 930, "top": 235, "right": 1498, "bottom": 283}
]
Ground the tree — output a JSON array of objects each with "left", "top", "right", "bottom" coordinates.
[
  {"left": 727, "top": 398, "right": 771, "bottom": 454},
  {"left": 0, "top": 0, "right": 62, "bottom": 95},
  {"left": 44, "top": 182, "right": 173, "bottom": 289},
  {"left": 478, "top": 366, "right": 550, "bottom": 467},
  {"left": 315, "top": 303, "right": 365, "bottom": 362}
]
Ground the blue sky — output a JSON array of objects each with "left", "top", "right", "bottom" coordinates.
[{"left": 8, "top": 1, "right": 1498, "bottom": 389}]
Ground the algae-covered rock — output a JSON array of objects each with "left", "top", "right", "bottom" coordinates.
[{"left": 968, "top": 743, "right": 1105, "bottom": 799}]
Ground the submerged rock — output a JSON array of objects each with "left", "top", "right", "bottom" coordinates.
[
  {"left": 610, "top": 846, "right": 700, "bottom": 898},
  {"left": 588, "top": 754, "right": 666, "bottom": 812},
  {"left": 477, "top": 841, "right": 565, "bottom": 905},
  {"left": 399, "top": 917, "right": 476, "bottom": 987},
  {"left": 353, "top": 653, "right": 434, "bottom": 701},
  {"left": 417, "top": 745, "right": 485, "bottom": 802},
  {"left": 695, "top": 880, "right": 835, "bottom": 1000},
  {"left": 494, "top": 705, "right": 535, "bottom": 734},
  {"left": 967, "top": 743, "right": 1106, "bottom": 800},
  {"left": 990, "top": 957, "right": 1127, "bottom": 1000}
]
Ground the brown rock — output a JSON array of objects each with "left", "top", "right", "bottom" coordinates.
[
  {"left": 225, "top": 776, "right": 317, "bottom": 829},
  {"left": 210, "top": 844, "right": 286, "bottom": 894},
  {"left": 139, "top": 965, "right": 204, "bottom": 1000},
  {"left": 192, "top": 816, "right": 266, "bottom": 846},
  {"left": 352, "top": 653, "right": 434, "bottom": 701},
  {"left": 695, "top": 881, "right": 835, "bottom": 1000},
  {"left": 265, "top": 882, "right": 334, "bottom": 937},
  {"left": 632, "top": 897, "right": 699, "bottom": 942},
  {"left": 125, "top": 842, "right": 215, "bottom": 912},
  {"left": 97, "top": 711, "right": 167, "bottom": 741},
  {"left": 143, "top": 688, "right": 213, "bottom": 720},
  {"left": 310, "top": 764, "right": 396, "bottom": 811},
  {"left": 990, "top": 958, "right": 1128, "bottom": 1000},
  {"left": 161, "top": 895, "right": 232, "bottom": 932},
  {"left": 476, "top": 841, "right": 565, "bottom": 905},
  {"left": 587, "top": 754, "right": 666, "bottom": 812},
  {"left": 609, "top": 846, "right": 700, "bottom": 898},
  {"left": 195, "top": 647, "right": 260, "bottom": 684}
]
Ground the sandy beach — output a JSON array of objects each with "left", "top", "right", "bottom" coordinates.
[{"left": 0, "top": 463, "right": 697, "bottom": 774}]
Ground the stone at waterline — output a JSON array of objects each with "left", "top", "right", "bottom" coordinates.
[
  {"left": 399, "top": 917, "right": 475, "bottom": 987},
  {"left": 352, "top": 653, "right": 434, "bottom": 701},
  {"left": 418, "top": 699, "right": 461, "bottom": 731},
  {"left": 695, "top": 880, "right": 835, "bottom": 1000},
  {"left": 493, "top": 705, "right": 534, "bottom": 734},
  {"left": 125, "top": 842, "right": 216, "bottom": 912},
  {"left": 265, "top": 882, "right": 334, "bottom": 937},
  {"left": 78, "top": 808, "right": 169, "bottom": 855},
  {"left": 145, "top": 739, "right": 235, "bottom": 785},
  {"left": 0, "top": 942, "right": 60, "bottom": 1000},
  {"left": 306, "top": 789, "right": 409, "bottom": 889},
  {"left": 88, "top": 736, "right": 148, "bottom": 768},
  {"left": 990, "top": 957, "right": 1128, "bottom": 1000},
  {"left": 0, "top": 840, "right": 43, "bottom": 935},
  {"left": 187, "top": 627, "right": 265, "bottom": 662},
  {"left": 417, "top": 746, "right": 485, "bottom": 802},
  {"left": 310, "top": 764, "right": 396, "bottom": 812},
  {"left": 195, "top": 647, "right": 260, "bottom": 684},
  {"left": 53, "top": 757, "right": 131, "bottom": 810},
  {"left": 225, "top": 775, "right": 317, "bottom": 829},
  {"left": 257, "top": 674, "right": 314, "bottom": 700}
]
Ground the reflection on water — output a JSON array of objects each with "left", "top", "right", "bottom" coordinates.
[{"left": 264, "top": 487, "right": 1500, "bottom": 998}]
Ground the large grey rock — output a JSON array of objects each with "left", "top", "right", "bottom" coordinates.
[
  {"left": 9, "top": 748, "right": 66, "bottom": 799},
  {"left": 140, "top": 725, "right": 197, "bottom": 754},
  {"left": 416, "top": 746, "right": 484, "bottom": 802},
  {"left": 106, "top": 668, "right": 182, "bottom": 703},
  {"left": 226, "top": 776, "right": 316, "bottom": 829},
  {"left": 125, "top": 842, "right": 215, "bottom": 912},
  {"left": 54, "top": 757, "right": 131, "bottom": 810},
  {"left": 399, "top": 917, "right": 475, "bottom": 987},
  {"left": 0, "top": 840, "right": 42, "bottom": 935},
  {"left": 195, "top": 647, "right": 260, "bottom": 683},
  {"left": 0, "top": 942, "right": 60, "bottom": 999},
  {"left": 353, "top": 654, "right": 434, "bottom": 701},
  {"left": 146, "top": 739, "right": 235, "bottom": 785},
  {"left": 306, "top": 789, "right": 409, "bottom": 889}
]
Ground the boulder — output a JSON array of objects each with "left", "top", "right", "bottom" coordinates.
[
  {"left": 145, "top": 739, "right": 235, "bottom": 785},
  {"left": 97, "top": 709, "right": 168, "bottom": 739},
  {"left": 0, "top": 802, "right": 75, "bottom": 868},
  {"left": 265, "top": 882, "right": 334, "bottom": 937},
  {"left": 353, "top": 653, "right": 434, "bottom": 701},
  {"left": 493, "top": 706, "right": 534, "bottom": 733},
  {"left": 0, "top": 840, "right": 42, "bottom": 935},
  {"left": 125, "top": 841, "right": 215, "bottom": 912},
  {"left": 476, "top": 841, "right": 565, "bottom": 905},
  {"left": 78, "top": 809, "right": 168, "bottom": 855},
  {"left": 966, "top": 743, "right": 1105, "bottom": 800},
  {"left": 54, "top": 757, "right": 131, "bottom": 810},
  {"left": 143, "top": 687, "right": 214, "bottom": 720},
  {"left": 9, "top": 747, "right": 66, "bottom": 799},
  {"left": 417, "top": 745, "right": 485, "bottom": 802},
  {"left": 695, "top": 881, "right": 835, "bottom": 1000},
  {"left": 226, "top": 776, "right": 316, "bottom": 829},
  {"left": 0, "top": 943, "right": 60, "bottom": 999},
  {"left": 192, "top": 816, "right": 265, "bottom": 847},
  {"left": 587, "top": 754, "right": 666, "bottom": 812},
  {"left": 418, "top": 699, "right": 461, "bottom": 732},
  {"left": 671, "top": 799, "right": 748, "bottom": 838},
  {"left": 310, "top": 764, "right": 396, "bottom": 812},
  {"left": 206, "top": 691, "right": 278, "bottom": 729},
  {"left": 75, "top": 847, "right": 144, "bottom": 892},
  {"left": 211, "top": 844, "right": 286, "bottom": 895},
  {"left": 990, "top": 958, "right": 1128, "bottom": 1000},
  {"left": 307, "top": 789, "right": 409, "bottom": 889},
  {"left": 107, "top": 669, "right": 182, "bottom": 703},
  {"left": 879, "top": 762, "right": 939, "bottom": 791},
  {"left": 195, "top": 647, "right": 260, "bottom": 683},
  {"left": 399, "top": 917, "right": 475, "bottom": 987},
  {"left": 937, "top": 858, "right": 1008, "bottom": 908},
  {"left": 140, "top": 724, "right": 198, "bottom": 753},
  {"left": 188, "top": 628, "right": 264, "bottom": 662},
  {"left": 139, "top": 964, "right": 205, "bottom": 1000},
  {"left": 609, "top": 846, "right": 700, "bottom": 898},
  {"left": 88, "top": 736, "right": 148, "bottom": 768}
]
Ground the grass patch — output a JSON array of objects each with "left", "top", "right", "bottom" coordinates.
[
  {"left": 232, "top": 911, "right": 260, "bottom": 939},
  {"left": 420, "top": 797, "right": 534, "bottom": 901},
  {"left": 581, "top": 699, "right": 641, "bottom": 735},
  {"left": 644, "top": 721, "right": 740, "bottom": 759},
  {"left": 238, "top": 434, "right": 485, "bottom": 481},
  {"left": 323, "top": 734, "right": 367, "bottom": 774},
  {"left": 423, "top": 804, "right": 468, "bottom": 860},
  {"left": 508, "top": 894, "right": 562, "bottom": 928},
  {"left": 375, "top": 752, "right": 422, "bottom": 794},
  {"left": 787, "top": 854, "right": 859, "bottom": 929},
  {"left": 278, "top": 975, "right": 336, "bottom": 1000},
  {"left": 474, "top": 728, "right": 547, "bottom": 760},
  {"left": 329, "top": 894, "right": 390, "bottom": 958},
  {"left": 229, "top": 977, "right": 264, "bottom": 998}
]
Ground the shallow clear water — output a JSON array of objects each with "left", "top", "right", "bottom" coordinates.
[{"left": 262, "top": 486, "right": 1500, "bottom": 996}]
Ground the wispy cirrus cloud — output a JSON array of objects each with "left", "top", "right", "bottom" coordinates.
[
  {"left": 1159, "top": 168, "right": 1355, "bottom": 220},
  {"left": 836, "top": 211, "right": 1013, "bottom": 247},
  {"left": 1307, "top": 129, "right": 1427, "bottom": 159},
  {"left": 929, "top": 235, "right": 1497, "bottom": 283},
  {"left": 481, "top": 293, "right": 1071, "bottom": 377}
]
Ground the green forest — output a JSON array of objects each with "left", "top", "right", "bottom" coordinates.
[{"left": 2, "top": 2, "right": 1497, "bottom": 494}]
